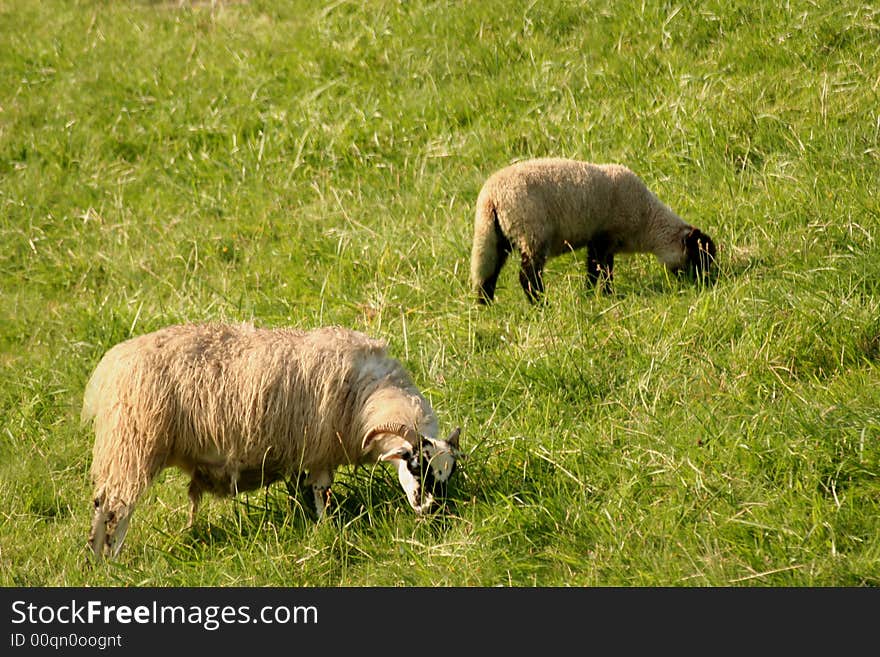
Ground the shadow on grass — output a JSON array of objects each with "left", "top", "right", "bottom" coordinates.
[{"left": 168, "top": 464, "right": 471, "bottom": 553}]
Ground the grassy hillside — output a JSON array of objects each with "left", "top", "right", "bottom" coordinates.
[{"left": 1, "top": 0, "right": 878, "bottom": 586}]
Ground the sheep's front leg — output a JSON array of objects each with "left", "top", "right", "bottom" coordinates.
[
  {"left": 307, "top": 469, "right": 334, "bottom": 521},
  {"left": 586, "top": 238, "right": 614, "bottom": 294}
]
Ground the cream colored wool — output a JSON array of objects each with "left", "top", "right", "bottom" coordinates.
[
  {"left": 82, "top": 323, "right": 458, "bottom": 559},
  {"left": 470, "top": 157, "right": 716, "bottom": 303}
]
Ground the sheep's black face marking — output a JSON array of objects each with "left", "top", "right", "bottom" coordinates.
[
  {"left": 399, "top": 439, "right": 459, "bottom": 513},
  {"left": 684, "top": 229, "right": 717, "bottom": 279},
  {"left": 389, "top": 427, "right": 461, "bottom": 514},
  {"left": 406, "top": 443, "right": 457, "bottom": 495}
]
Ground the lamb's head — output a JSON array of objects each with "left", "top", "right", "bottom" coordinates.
[
  {"left": 362, "top": 423, "right": 462, "bottom": 514},
  {"left": 683, "top": 228, "right": 717, "bottom": 278},
  {"left": 662, "top": 227, "right": 717, "bottom": 280}
]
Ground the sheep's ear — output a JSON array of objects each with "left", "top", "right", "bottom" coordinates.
[{"left": 446, "top": 427, "right": 461, "bottom": 450}]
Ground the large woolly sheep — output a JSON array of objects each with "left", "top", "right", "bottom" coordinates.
[
  {"left": 470, "top": 157, "right": 717, "bottom": 303},
  {"left": 81, "top": 322, "right": 462, "bottom": 560}
]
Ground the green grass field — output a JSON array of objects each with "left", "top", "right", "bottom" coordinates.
[{"left": 1, "top": 0, "right": 879, "bottom": 586}]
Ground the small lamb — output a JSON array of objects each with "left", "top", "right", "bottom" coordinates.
[
  {"left": 469, "top": 157, "right": 717, "bottom": 303},
  {"left": 81, "top": 322, "right": 462, "bottom": 560}
]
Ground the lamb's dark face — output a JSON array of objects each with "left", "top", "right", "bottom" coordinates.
[
  {"left": 396, "top": 429, "right": 462, "bottom": 514},
  {"left": 682, "top": 228, "right": 717, "bottom": 279}
]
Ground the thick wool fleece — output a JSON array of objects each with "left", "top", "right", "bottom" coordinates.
[{"left": 83, "top": 323, "right": 436, "bottom": 509}]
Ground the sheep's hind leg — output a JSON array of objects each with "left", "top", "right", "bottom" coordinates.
[
  {"left": 587, "top": 238, "right": 614, "bottom": 294},
  {"left": 519, "top": 252, "right": 547, "bottom": 304},
  {"left": 476, "top": 222, "right": 512, "bottom": 304},
  {"left": 187, "top": 476, "right": 205, "bottom": 529}
]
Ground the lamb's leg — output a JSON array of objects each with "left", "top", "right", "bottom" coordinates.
[
  {"left": 307, "top": 469, "right": 334, "bottom": 521},
  {"left": 587, "top": 238, "right": 614, "bottom": 294},
  {"left": 519, "top": 251, "right": 546, "bottom": 304}
]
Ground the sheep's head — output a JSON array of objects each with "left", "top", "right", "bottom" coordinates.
[
  {"left": 682, "top": 228, "right": 717, "bottom": 279},
  {"left": 663, "top": 227, "right": 717, "bottom": 280},
  {"left": 362, "top": 424, "right": 462, "bottom": 514}
]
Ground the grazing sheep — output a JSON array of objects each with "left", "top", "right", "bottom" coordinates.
[
  {"left": 81, "top": 322, "right": 462, "bottom": 560},
  {"left": 470, "top": 157, "right": 717, "bottom": 303}
]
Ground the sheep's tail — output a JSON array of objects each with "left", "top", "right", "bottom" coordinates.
[{"left": 469, "top": 190, "right": 510, "bottom": 304}]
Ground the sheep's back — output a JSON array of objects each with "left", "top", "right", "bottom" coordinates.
[{"left": 483, "top": 158, "right": 623, "bottom": 255}]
